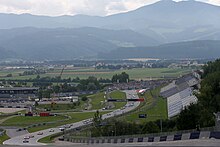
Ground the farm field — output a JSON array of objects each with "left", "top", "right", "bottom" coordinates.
[{"left": 0, "top": 67, "right": 191, "bottom": 80}]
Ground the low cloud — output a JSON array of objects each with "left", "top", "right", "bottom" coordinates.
[{"left": 0, "top": 0, "right": 219, "bottom": 16}]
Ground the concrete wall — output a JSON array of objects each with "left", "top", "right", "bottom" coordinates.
[{"left": 65, "top": 131, "right": 220, "bottom": 144}]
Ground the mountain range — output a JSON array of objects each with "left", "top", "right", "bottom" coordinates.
[
  {"left": 0, "top": 27, "right": 159, "bottom": 60},
  {"left": 0, "top": 0, "right": 220, "bottom": 60},
  {"left": 99, "top": 40, "right": 220, "bottom": 59}
]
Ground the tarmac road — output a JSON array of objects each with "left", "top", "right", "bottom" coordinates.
[
  {"left": 6, "top": 128, "right": 28, "bottom": 138},
  {"left": 2, "top": 139, "right": 220, "bottom": 147},
  {"left": 3, "top": 90, "right": 140, "bottom": 146}
]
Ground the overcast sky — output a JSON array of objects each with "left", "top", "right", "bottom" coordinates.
[{"left": 0, "top": 0, "right": 219, "bottom": 16}]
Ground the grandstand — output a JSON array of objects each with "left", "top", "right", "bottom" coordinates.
[
  {"left": 167, "top": 88, "right": 197, "bottom": 118},
  {"left": 0, "top": 87, "right": 39, "bottom": 100},
  {"left": 160, "top": 73, "right": 200, "bottom": 118}
]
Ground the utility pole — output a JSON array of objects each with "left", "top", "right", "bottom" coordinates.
[{"left": 160, "top": 113, "right": 163, "bottom": 133}]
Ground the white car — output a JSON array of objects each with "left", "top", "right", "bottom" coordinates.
[
  {"left": 59, "top": 127, "right": 65, "bottom": 131},
  {"left": 24, "top": 136, "right": 30, "bottom": 140},
  {"left": 49, "top": 129, "right": 54, "bottom": 132}
]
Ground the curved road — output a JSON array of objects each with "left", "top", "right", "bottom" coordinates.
[{"left": 3, "top": 90, "right": 140, "bottom": 146}]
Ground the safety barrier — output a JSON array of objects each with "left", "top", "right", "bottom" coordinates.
[{"left": 65, "top": 130, "right": 220, "bottom": 144}]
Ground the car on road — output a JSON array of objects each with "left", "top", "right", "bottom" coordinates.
[
  {"left": 64, "top": 125, "right": 71, "bottom": 128},
  {"left": 49, "top": 129, "right": 54, "bottom": 132},
  {"left": 83, "top": 120, "right": 88, "bottom": 124},
  {"left": 23, "top": 140, "right": 29, "bottom": 143},
  {"left": 59, "top": 127, "right": 65, "bottom": 131},
  {"left": 24, "top": 136, "right": 30, "bottom": 140},
  {"left": 37, "top": 132, "right": 43, "bottom": 135}
]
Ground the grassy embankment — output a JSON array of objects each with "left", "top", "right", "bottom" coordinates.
[
  {"left": 37, "top": 100, "right": 86, "bottom": 113},
  {"left": 109, "top": 90, "right": 127, "bottom": 109},
  {"left": 1, "top": 111, "right": 109, "bottom": 133},
  {"left": 0, "top": 132, "right": 10, "bottom": 144},
  {"left": 124, "top": 87, "right": 168, "bottom": 123},
  {"left": 89, "top": 90, "right": 127, "bottom": 110}
]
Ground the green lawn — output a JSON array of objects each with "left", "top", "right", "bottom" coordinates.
[
  {"left": 125, "top": 87, "right": 168, "bottom": 123},
  {"left": 0, "top": 132, "right": 10, "bottom": 144},
  {"left": 1, "top": 115, "right": 65, "bottom": 127},
  {"left": 89, "top": 91, "right": 126, "bottom": 110},
  {"left": 109, "top": 90, "right": 127, "bottom": 109},
  {"left": 0, "top": 68, "right": 190, "bottom": 80},
  {"left": 28, "top": 111, "right": 109, "bottom": 133},
  {"left": 89, "top": 92, "right": 105, "bottom": 110},
  {"left": 37, "top": 101, "right": 86, "bottom": 112},
  {"left": 38, "top": 111, "right": 110, "bottom": 143},
  {"left": 38, "top": 133, "right": 60, "bottom": 143}
]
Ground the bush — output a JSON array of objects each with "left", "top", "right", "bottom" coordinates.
[{"left": 81, "top": 96, "right": 88, "bottom": 101}]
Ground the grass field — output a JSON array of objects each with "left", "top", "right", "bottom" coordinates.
[
  {"left": 38, "top": 133, "right": 59, "bottom": 143},
  {"left": 89, "top": 92, "right": 105, "bottom": 110},
  {"left": 109, "top": 90, "right": 127, "bottom": 109},
  {"left": 28, "top": 111, "right": 109, "bottom": 133},
  {"left": 89, "top": 91, "right": 127, "bottom": 110},
  {"left": 0, "top": 133, "right": 9, "bottom": 144},
  {"left": 37, "top": 101, "right": 86, "bottom": 112},
  {"left": 0, "top": 68, "right": 190, "bottom": 80},
  {"left": 1, "top": 115, "right": 66, "bottom": 127},
  {"left": 124, "top": 87, "right": 168, "bottom": 123}
]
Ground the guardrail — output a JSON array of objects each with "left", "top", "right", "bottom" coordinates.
[{"left": 64, "top": 129, "right": 220, "bottom": 144}]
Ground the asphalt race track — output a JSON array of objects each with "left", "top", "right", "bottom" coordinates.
[{"left": 3, "top": 90, "right": 140, "bottom": 146}]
